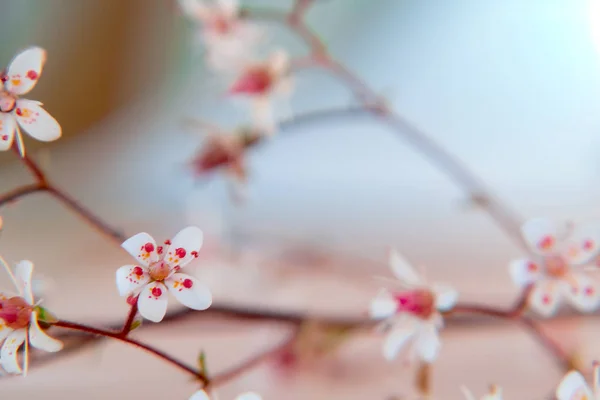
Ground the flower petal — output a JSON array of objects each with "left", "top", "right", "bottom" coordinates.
[
  {"left": 164, "top": 226, "right": 203, "bottom": 269},
  {"left": 509, "top": 258, "right": 543, "bottom": 288},
  {"left": 28, "top": 312, "right": 62, "bottom": 352},
  {"left": 166, "top": 273, "right": 212, "bottom": 310},
  {"left": 369, "top": 290, "right": 397, "bottom": 320},
  {"left": 414, "top": 322, "right": 441, "bottom": 363},
  {"left": 115, "top": 265, "right": 150, "bottom": 297},
  {"left": 236, "top": 393, "right": 262, "bottom": 400},
  {"left": 562, "top": 224, "right": 600, "bottom": 265},
  {"left": 388, "top": 249, "right": 421, "bottom": 286},
  {"left": 4, "top": 47, "right": 46, "bottom": 96},
  {"left": 565, "top": 273, "right": 600, "bottom": 313},
  {"left": 14, "top": 99, "right": 61, "bottom": 142},
  {"left": 555, "top": 370, "right": 594, "bottom": 400},
  {"left": 188, "top": 390, "right": 210, "bottom": 400},
  {"left": 15, "top": 260, "right": 34, "bottom": 304},
  {"left": 0, "top": 113, "right": 16, "bottom": 151},
  {"left": 138, "top": 282, "right": 169, "bottom": 323},
  {"left": 268, "top": 49, "right": 290, "bottom": 77},
  {"left": 432, "top": 284, "right": 458, "bottom": 311},
  {"left": 0, "top": 329, "right": 26, "bottom": 374},
  {"left": 383, "top": 326, "right": 415, "bottom": 361},
  {"left": 521, "top": 218, "right": 560, "bottom": 254},
  {"left": 0, "top": 320, "right": 13, "bottom": 342},
  {"left": 121, "top": 232, "right": 159, "bottom": 267},
  {"left": 218, "top": 0, "right": 239, "bottom": 19},
  {"left": 179, "top": 0, "right": 210, "bottom": 20},
  {"left": 528, "top": 280, "right": 562, "bottom": 317}
]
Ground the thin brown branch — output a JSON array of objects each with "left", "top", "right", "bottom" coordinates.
[
  {"left": 120, "top": 302, "right": 139, "bottom": 337},
  {"left": 0, "top": 183, "right": 47, "bottom": 206},
  {"left": 53, "top": 319, "right": 209, "bottom": 385}
]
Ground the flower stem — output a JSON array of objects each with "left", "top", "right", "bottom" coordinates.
[
  {"left": 120, "top": 302, "right": 139, "bottom": 337},
  {"left": 53, "top": 319, "right": 208, "bottom": 385}
]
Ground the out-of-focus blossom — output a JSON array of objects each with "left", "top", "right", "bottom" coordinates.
[
  {"left": 0, "top": 47, "right": 61, "bottom": 157},
  {"left": 116, "top": 227, "right": 212, "bottom": 322},
  {"left": 229, "top": 50, "right": 293, "bottom": 134},
  {"left": 509, "top": 218, "right": 600, "bottom": 317},
  {"left": 179, "top": 0, "right": 263, "bottom": 72},
  {"left": 190, "top": 389, "right": 262, "bottom": 400},
  {"left": 461, "top": 385, "right": 503, "bottom": 400},
  {"left": 369, "top": 249, "right": 457, "bottom": 363},
  {"left": 0, "top": 259, "right": 63, "bottom": 375},
  {"left": 556, "top": 362, "right": 600, "bottom": 400},
  {"left": 188, "top": 126, "right": 263, "bottom": 183}
]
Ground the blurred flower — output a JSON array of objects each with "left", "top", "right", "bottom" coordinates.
[
  {"left": 229, "top": 50, "right": 294, "bottom": 134},
  {"left": 509, "top": 218, "right": 600, "bottom": 317},
  {"left": 116, "top": 227, "right": 212, "bottom": 322},
  {"left": 188, "top": 126, "right": 263, "bottom": 183},
  {"left": 461, "top": 385, "right": 502, "bottom": 400},
  {"left": 0, "top": 47, "right": 61, "bottom": 157},
  {"left": 190, "top": 390, "right": 262, "bottom": 400},
  {"left": 556, "top": 362, "right": 599, "bottom": 400},
  {"left": 369, "top": 249, "right": 457, "bottom": 362},
  {"left": 179, "top": 0, "right": 264, "bottom": 72},
  {"left": 0, "top": 259, "right": 63, "bottom": 375}
]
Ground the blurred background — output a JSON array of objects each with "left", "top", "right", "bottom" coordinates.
[{"left": 1, "top": 0, "right": 600, "bottom": 398}]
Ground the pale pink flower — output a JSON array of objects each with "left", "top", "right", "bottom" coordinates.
[
  {"left": 116, "top": 227, "right": 212, "bottom": 323},
  {"left": 179, "top": 0, "right": 263, "bottom": 72},
  {"left": 190, "top": 390, "right": 262, "bottom": 400},
  {"left": 461, "top": 385, "right": 503, "bottom": 400},
  {"left": 556, "top": 363, "right": 600, "bottom": 400},
  {"left": 0, "top": 259, "right": 63, "bottom": 375},
  {"left": 0, "top": 47, "right": 61, "bottom": 157},
  {"left": 229, "top": 50, "right": 293, "bottom": 134},
  {"left": 509, "top": 218, "right": 600, "bottom": 317},
  {"left": 369, "top": 250, "right": 457, "bottom": 363}
]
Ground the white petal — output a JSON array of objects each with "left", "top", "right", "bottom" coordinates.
[
  {"left": 562, "top": 224, "right": 600, "bottom": 265},
  {"left": 189, "top": 390, "right": 210, "bottom": 400},
  {"left": 164, "top": 226, "right": 204, "bottom": 269},
  {"left": 15, "top": 260, "right": 34, "bottom": 304},
  {"left": 138, "top": 282, "right": 169, "bottom": 323},
  {"left": 432, "top": 284, "right": 458, "bottom": 311},
  {"left": 0, "top": 329, "right": 26, "bottom": 374},
  {"left": 0, "top": 320, "right": 13, "bottom": 342},
  {"left": 0, "top": 113, "right": 16, "bottom": 151},
  {"left": 369, "top": 290, "right": 397, "bottom": 319},
  {"left": 555, "top": 370, "right": 594, "bottom": 400},
  {"left": 5, "top": 47, "right": 46, "bottom": 95},
  {"left": 166, "top": 273, "right": 212, "bottom": 310},
  {"left": 28, "top": 312, "right": 62, "bottom": 352},
  {"left": 388, "top": 249, "right": 421, "bottom": 286},
  {"left": 251, "top": 96, "right": 275, "bottom": 135},
  {"left": 383, "top": 326, "right": 415, "bottom": 361},
  {"left": 121, "top": 232, "right": 159, "bottom": 267},
  {"left": 179, "top": 0, "right": 210, "bottom": 20},
  {"left": 460, "top": 386, "right": 476, "bottom": 400},
  {"left": 521, "top": 218, "right": 560, "bottom": 254},
  {"left": 508, "top": 258, "right": 543, "bottom": 288},
  {"left": 236, "top": 393, "right": 262, "bottom": 400},
  {"left": 528, "top": 280, "right": 562, "bottom": 317},
  {"left": 14, "top": 99, "right": 61, "bottom": 142},
  {"left": 414, "top": 322, "right": 441, "bottom": 363},
  {"left": 218, "top": 0, "right": 239, "bottom": 19},
  {"left": 565, "top": 273, "right": 600, "bottom": 312},
  {"left": 115, "top": 264, "right": 150, "bottom": 297}
]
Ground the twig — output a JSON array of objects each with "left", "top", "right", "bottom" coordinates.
[{"left": 120, "top": 302, "right": 139, "bottom": 337}]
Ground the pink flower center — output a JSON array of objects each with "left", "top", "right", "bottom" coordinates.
[
  {"left": 544, "top": 255, "right": 568, "bottom": 278},
  {"left": 0, "top": 91, "right": 16, "bottom": 113},
  {"left": 210, "top": 15, "right": 233, "bottom": 35},
  {"left": 230, "top": 67, "right": 273, "bottom": 95},
  {"left": 148, "top": 261, "right": 171, "bottom": 281},
  {"left": 0, "top": 296, "right": 32, "bottom": 329},
  {"left": 393, "top": 289, "right": 436, "bottom": 319}
]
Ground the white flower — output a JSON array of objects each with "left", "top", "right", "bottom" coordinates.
[
  {"left": 556, "top": 363, "right": 600, "bottom": 400},
  {"left": 229, "top": 50, "right": 293, "bottom": 135},
  {"left": 179, "top": 0, "right": 263, "bottom": 72},
  {"left": 116, "top": 226, "right": 212, "bottom": 323},
  {"left": 190, "top": 389, "right": 262, "bottom": 400},
  {"left": 509, "top": 218, "right": 600, "bottom": 317},
  {"left": 0, "top": 47, "right": 61, "bottom": 156},
  {"left": 461, "top": 385, "right": 502, "bottom": 400},
  {"left": 0, "top": 259, "right": 63, "bottom": 375},
  {"left": 369, "top": 249, "right": 458, "bottom": 363}
]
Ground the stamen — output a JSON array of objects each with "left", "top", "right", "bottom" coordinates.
[
  {"left": 15, "top": 124, "right": 25, "bottom": 158},
  {"left": 0, "top": 254, "right": 18, "bottom": 292},
  {"left": 23, "top": 335, "right": 29, "bottom": 377}
]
